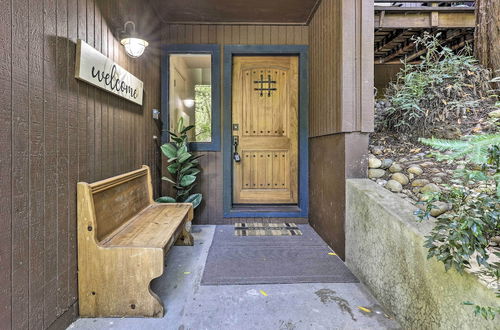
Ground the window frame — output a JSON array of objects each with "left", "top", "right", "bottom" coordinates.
[{"left": 161, "top": 44, "right": 221, "bottom": 151}]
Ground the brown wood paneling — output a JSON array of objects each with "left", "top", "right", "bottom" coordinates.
[
  {"left": 149, "top": 0, "right": 319, "bottom": 24},
  {"left": 161, "top": 23, "right": 308, "bottom": 224},
  {"left": 0, "top": 0, "right": 162, "bottom": 328},
  {"left": 309, "top": 132, "right": 368, "bottom": 259},
  {"left": 309, "top": 0, "right": 374, "bottom": 137},
  {"left": 0, "top": 0, "right": 12, "bottom": 327}
]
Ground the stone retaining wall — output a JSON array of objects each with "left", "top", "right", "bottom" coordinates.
[{"left": 346, "top": 179, "right": 498, "bottom": 329}]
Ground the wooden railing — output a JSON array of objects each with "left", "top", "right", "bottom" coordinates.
[
  {"left": 374, "top": 0, "right": 476, "bottom": 28},
  {"left": 374, "top": 1, "right": 476, "bottom": 12}
]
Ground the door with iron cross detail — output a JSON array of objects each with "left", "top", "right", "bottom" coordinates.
[{"left": 231, "top": 56, "right": 298, "bottom": 204}]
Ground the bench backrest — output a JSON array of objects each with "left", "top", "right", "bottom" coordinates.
[{"left": 78, "top": 166, "right": 154, "bottom": 242}]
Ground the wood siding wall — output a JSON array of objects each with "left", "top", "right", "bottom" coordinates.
[
  {"left": 0, "top": 1, "right": 161, "bottom": 328},
  {"left": 309, "top": 0, "right": 374, "bottom": 136},
  {"left": 309, "top": 0, "right": 373, "bottom": 259},
  {"left": 161, "top": 24, "right": 309, "bottom": 224}
]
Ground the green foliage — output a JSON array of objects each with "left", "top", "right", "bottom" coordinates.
[
  {"left": 381, "top": 32, "right": 493, "bottom": 137},
  {"left": 417, "top": 134, "right": 500, "bottom": 320},
  {"left": 156, "top": 117, "right": 203, "bottom": 209},
  {"left": 194, "top": 85, "right": 212, "bottom": 142}
]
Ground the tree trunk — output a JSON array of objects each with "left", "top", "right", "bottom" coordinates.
[{"left": 475, "top": 0, "right": 500, "bottom": 75}]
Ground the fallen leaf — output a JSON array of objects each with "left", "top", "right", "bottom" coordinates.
[
  {"left": 358, "top": 306, "right": 372, "bottom": 313},
  {"left": 259, "top": 290, "right": 268, "bottom": 297},
  {"left": 328, "top": 252, "right": 337, "bottom": 256},
  {"left": 183, "top": 272, "right": 191, "bottom": 275}
]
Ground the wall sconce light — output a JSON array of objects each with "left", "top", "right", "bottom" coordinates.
[
  {"left": 120, "top": 21, "right": 149, "bottom": 58},
  {"left": 183, "top": 99, "right": 195, "bottom": 108}
]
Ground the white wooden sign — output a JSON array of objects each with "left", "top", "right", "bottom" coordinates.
[{"left": 75, "top": 39, "right": 144, "bottom": 105}]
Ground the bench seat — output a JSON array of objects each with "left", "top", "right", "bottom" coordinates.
[
  {"left": 77, "top": 166, "right": 194, "bottom": 318},
  {"left": 102, "top": 203, "right": 192, "bottom": 248}
]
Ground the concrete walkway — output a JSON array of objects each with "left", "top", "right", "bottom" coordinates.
[{"left": 68, "top": 225, "right": 399, "bottom": 330}]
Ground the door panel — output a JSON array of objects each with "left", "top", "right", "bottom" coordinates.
[{"left": 232, "top": 56, "right": 298, "bottom": 204}]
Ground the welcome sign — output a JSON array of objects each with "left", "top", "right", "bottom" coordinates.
[{"left": 75, "top": 39, "right": 144, "bottom": 105}]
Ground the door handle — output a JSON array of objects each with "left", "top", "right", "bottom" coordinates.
[{"left": 233, "top": 136, "right": 241, "bottom": 162}]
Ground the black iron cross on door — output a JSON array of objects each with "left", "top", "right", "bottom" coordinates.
[{"left": 254, "top": 74, "right": 277, "bottom": 97}]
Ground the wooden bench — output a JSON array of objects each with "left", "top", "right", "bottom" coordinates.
[{"left": 77, "top": 165, "right": 194, "bottom": 318}]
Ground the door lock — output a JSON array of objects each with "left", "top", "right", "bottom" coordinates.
[{"left": 233, "top": 136, "right": 241, "bottom": 163}]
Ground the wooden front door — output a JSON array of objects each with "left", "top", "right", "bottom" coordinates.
[{"left": 232, "top": 56, "right": 299, "bottom": 204}]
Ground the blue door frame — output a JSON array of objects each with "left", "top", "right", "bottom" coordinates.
[{"left": 223, "top": 45, "right": 309, "bottom": 218}]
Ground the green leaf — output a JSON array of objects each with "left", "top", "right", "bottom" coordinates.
[
  {"left": 178, "top": 152, "right": 192, "bottom": 163},
  {"left": 177, "top": 144, "right": 188, "bottom": 156},
  {"left": 167, "top": 163, "right": 179, "bottom": 174},
  {"left": 161, "top": 143, "right": 177, "bottom": 159},
  {"left": 180, "top": 163, "right": 194, "bottom": 174},
  {"left": 181, "top": 125, "right": 195, "bottom": 134},
  {"left": 184, "top": 193, "right": 202, "bottom": 209},
  {"left": 161, "top": 176, "right": 176, "bottom": 185},
  {"left": 180, "top": 175, "right": 196, "bottom": 187},
  {"left": 156, "top": 196, "right": 176, "bottom": 203},
  {"left": 186, "top": 168, "right": 201, "bottom": 176}
]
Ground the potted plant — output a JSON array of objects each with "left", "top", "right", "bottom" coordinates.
[{"left": 157, "top": 118, "right": 203, "bottom": 210}]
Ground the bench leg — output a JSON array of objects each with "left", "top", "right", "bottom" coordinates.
[{"left": 175, "top": 226, "right": 194, "bottom": 246}]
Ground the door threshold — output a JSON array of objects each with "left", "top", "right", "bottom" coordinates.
[{"left": 224, "top": 204, "right": 307, "bottom": 218}]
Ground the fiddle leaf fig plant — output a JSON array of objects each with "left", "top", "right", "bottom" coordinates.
[{"left": 156, "top": 117, "right": 203, "bottom": 209}]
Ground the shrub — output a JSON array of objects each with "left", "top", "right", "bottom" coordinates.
[
  {"left": 417, "top": 134, "right": 500, "bottom": 320},
  {"left": 380, "top": 32, "right": 494, "bottom": 137}
]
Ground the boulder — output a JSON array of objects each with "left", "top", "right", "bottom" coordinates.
[
  {"left": 391, "top": 173, "right": 409, "bottom": 185},
  {"left": 407, "top": 165, "right": 423, "bottom": 176},
  {"left": 412, "top": 179, "right": 430, "bottom": 187},
  {"left": 368, "top": 169, "right": 386, "bottom": 179},
  {"left": 420, "top": 183, "right": 441, "bottom": 194},
  {"left": 369, "top": 157, "right": 382, "bottom": 169},
  {"left": 430, "top": 201, "right": 451, "bottom": 217},
  {"left": 488, "top": 109, "right": 500, "bottom": 118},
  {"left": 385, "top": 180, "right": 403, "bottom": 193},
  {"left": 389, "top": 163, "right": 403, "bottom": 173},
  {"left": 380, "top": 159, "right": 394, "bottom": 169}
]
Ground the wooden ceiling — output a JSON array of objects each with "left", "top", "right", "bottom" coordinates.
[{"left": 147, "top": 0, "right": 320, "bottom": 24}]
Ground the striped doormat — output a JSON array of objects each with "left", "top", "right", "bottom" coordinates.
[{"left": 234, "top": 222, "right": 302, "bottom": 236}]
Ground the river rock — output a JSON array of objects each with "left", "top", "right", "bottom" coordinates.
[
  {"left": 431, "top": 177, "right": 443, "bottom": 184},
  {"left": 420, "top": 161, "right": 434, "bottom": 168},
  {"left": 412, "top": 179, "right": 430, "bottom": 187},
  {"left": 488, "top": 109, "right": 500, "bottom": 118},
  {"left": 391, "top": 173, "right": 409, "bottom": 185},
  {"left": 429, "top": 201, "right": 451, "bottom": 217},
  {"left": 407, "top": 165, "right": 423, "bottom": 176},
  {"left": 372, "top": 146, "right": 384, "bottom": 155},
  {"left": 420, "top": 183, "right": 441, "bottom": 194},
  {"left": 380, "top": 159, "right": 394, "bottom": 169},
  {"left": 385, "top": 180, "right": 403, "bottom": 193},
  {"left": 368, "top": 157, "right": 382, "bottom": 169},
  {"left": 389, "top": 163, "right": 403, "bottom": 173},
  {"left": 368, "top": 169, "right": 386, "bottom": 179}
]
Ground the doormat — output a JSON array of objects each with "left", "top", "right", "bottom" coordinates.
[
  {"left": 234, "top": 222, "right": 302, "bottom": 236},
  {"left": 201, "top": 225, "right": 359, "bottom": 285}
]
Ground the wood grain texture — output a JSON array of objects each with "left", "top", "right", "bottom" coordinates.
[
  {"left": 77, "top": 166, "right": 193, "bottom": 317},
  {"left": 1, "top": 0, "right": 162, "bottom": 328},
  {"left": 309, "top": 0, "right": 374, "bottom": 136},
  {"left": 232, "top": 56, "right": 299, "bottom": 204},
  {"left": 161, "top": 23, "right": 308, "bottom": 224}
]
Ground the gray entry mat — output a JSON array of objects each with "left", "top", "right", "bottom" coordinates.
[{"left": 201, "top": 225, "right": 359, "bottom": 285}]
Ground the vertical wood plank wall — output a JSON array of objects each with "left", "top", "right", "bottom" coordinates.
[
  {"left": 308, "top": 0, "right": 373, "bottom": 259},
  {"left": 309, "top": 0, "right": 374, "bottom": 136},
  {"left": 161, "top": 24, "right": 309, "bottom": 224},
  {"left": 0, "top": 0, "right": 161, "bottom": 328}
]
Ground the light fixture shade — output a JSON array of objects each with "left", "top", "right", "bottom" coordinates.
[
  {"left": 121, "top": 37, "right": 149, "bottom": 58},
  {"left": 183, "top": 99, "right": 195, "bottom": 108}
]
